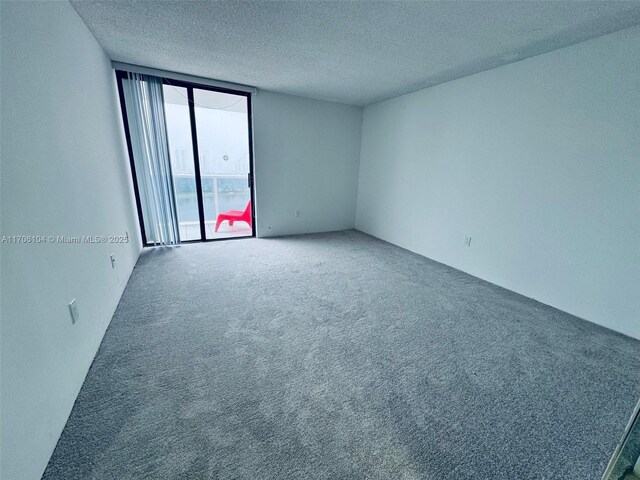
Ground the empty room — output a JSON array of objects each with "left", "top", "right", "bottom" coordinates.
[{"left": 2, "top": 1, "right": 640, "bottom": 479}]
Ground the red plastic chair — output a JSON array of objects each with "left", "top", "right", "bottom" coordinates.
[{"left": 214, "top": 201, "right": 252, "bottom": 232}]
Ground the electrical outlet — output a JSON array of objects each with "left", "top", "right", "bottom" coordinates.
[
  {"left": 295, "top": 210, "right": 301, "bottom": 218},
  {"left": 69, "top": 299, "right": 79, "bottom": 324},
  {"left": 110, "top": 253, "right": 116, "bottom": 268},
  {"left": 464, "top": 236, "right": 472, "bottom": 247}
]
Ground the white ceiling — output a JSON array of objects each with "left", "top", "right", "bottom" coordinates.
[{"left": 70, "top": 1, "right": 640, "bottom": 106}]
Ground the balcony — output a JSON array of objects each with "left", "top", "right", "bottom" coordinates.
[{"left": 174, "top": 173, "right": 252, "bottom": 241}]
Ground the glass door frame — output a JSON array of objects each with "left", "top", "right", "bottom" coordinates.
[{"left": 115, "top": 70, "right": 256, "bottom": 246}]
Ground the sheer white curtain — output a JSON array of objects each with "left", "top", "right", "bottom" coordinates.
[{"left": 122, "top": 72, "right": 180, "bottom": 245}]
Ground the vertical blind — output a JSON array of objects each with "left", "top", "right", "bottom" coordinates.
[{"left": 121, "top": 72, "right": 180, "bottom": 245}]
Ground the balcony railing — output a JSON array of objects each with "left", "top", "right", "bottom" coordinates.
[{"left": 173, "top": 173, "right": 251, "bottom": 239}]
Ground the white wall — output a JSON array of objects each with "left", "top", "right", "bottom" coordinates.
[
  {"left": 0, "top": 2, "right": 142, "bottom": 479},
  {"left": 356, "top": 26, "right": 640, "bottom": 339},
  {"left": 252, "top": 91, "right": 362, "bottom": 237}
]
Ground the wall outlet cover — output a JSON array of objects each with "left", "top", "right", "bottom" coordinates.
[{"left": 69, "top": 299, "right": 79, "bottom": 324}]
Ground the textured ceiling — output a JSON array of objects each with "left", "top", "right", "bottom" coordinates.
[{"left": 70, "top": 1, "right": 640, "bottom": 106}]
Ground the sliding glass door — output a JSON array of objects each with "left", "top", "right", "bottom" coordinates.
[
  {"left": 162, "top": 85, "right": 201, "bottom": 241},
  {"left": 117, "top": 71, "right": 255, "bottom": 245},
  {"left": 193, "top": 89, "right": 252, "bottom": 240}
]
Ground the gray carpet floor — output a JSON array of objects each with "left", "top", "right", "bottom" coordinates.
[{"left": 43, "top": 230, "right": 640, "bottom": 479}]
